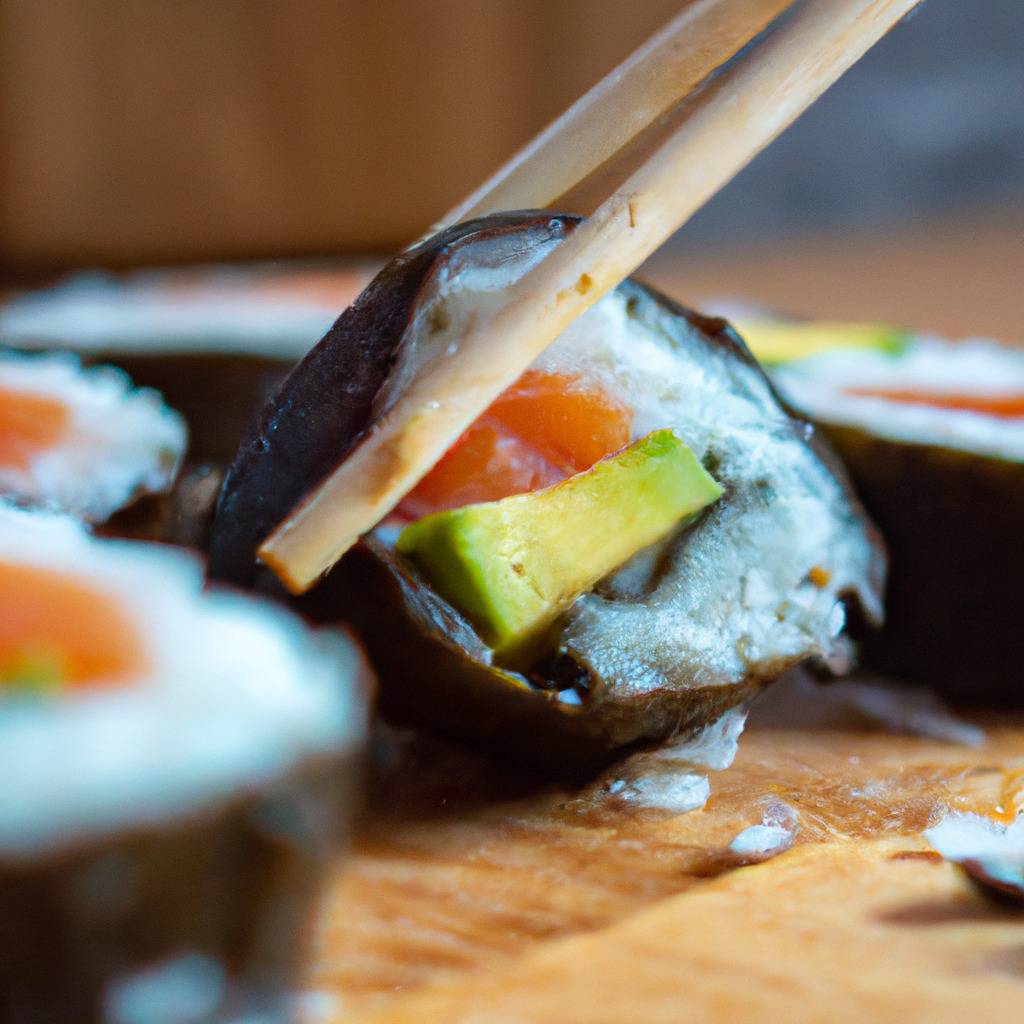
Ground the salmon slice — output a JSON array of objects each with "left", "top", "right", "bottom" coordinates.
[
  {"left": 0, "top": 389, "right": 70, "bottom": 470},
  {"left": 0, "top": 561, "right": 148, "bottom": 690},
  {"left": 846, "top": 387, "right": 1024, "bottom": 420},
  {"left": 402, "top": 370, "right": 633, "bottom": 516}
]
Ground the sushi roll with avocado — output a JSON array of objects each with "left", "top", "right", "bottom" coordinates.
[
  {"left": 0, "top": 265, "right": 370, "bottom": 464},
  {"left": 209, "top": 212, "right": 884, "bottom": 763},
  {"left": 0, "top": 503, "right": 369, "bottom": 1022},
  {"left": 0, "top": 351, "right": 186, "bottom": 524},
  {"left": 738, "top": 318, "right": 1024, "bottom": 706}
]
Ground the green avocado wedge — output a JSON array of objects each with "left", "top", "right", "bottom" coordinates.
[
  {"left": 397, "top": 429, "right": 722, "bottom": 666},
  {"left": 734, "top": 320, "right": 910, "bottom": 366}
]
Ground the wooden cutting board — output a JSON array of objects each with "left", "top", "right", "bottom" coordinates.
[
  {"left": 306, "top": 702, "right": 1024, "bottom": 1022},
  {"left": 302, "top": 219, "right": 1024, "bottom": 1022}
]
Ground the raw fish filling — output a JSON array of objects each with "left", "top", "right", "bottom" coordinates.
[
  {"left": 0, "top": 561, "right": 147, "bottom": 691},
  {"left": 0, "top": 388, "right": 70, "bottom": 470},
  {"left": 400, "top": 369, "right": 633, "bottom": 517},
  {"left": 844, "top": 387, "right": 1024, "bottom": 420},
  {"left": 395, "top": 369, "right": 722, "bottom": 666}
]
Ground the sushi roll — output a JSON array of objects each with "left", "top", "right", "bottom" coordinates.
[
  {"left": 0, "top": 265, "right": 370, "bottom": 464},
  {"left": 0, "top": 351, "right": 186, "bottom": 524},
  {"left": 209, "top": 212, "right": 884, "bottom": 762},
  {"left": 738, "top": 320, "right": 1024, "bottom": 706},
  {"left": 0, "top": 502, "right": 369, "bottom": 1022}
]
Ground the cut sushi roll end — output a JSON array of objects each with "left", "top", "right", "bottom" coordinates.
[
  {"left": 751, "top": 318, "right": 1024, "bottom": 705},
  {"left": 0, "top": 501, "right": 369, "bottom": 1022},
  {"left": 211, "top": 212, "right": 884, "bottom": 761},
  {"left": 0, "top": 265, "right": 374, "bottom": 465},
  {"left": 0, "top": 351, "right": 187, "bottom": 523},
  {"left": 746, "top": 321, "right": 1024, "bottom": 463}
]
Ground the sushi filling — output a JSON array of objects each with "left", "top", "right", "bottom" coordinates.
[
  {"left": 368, "top": 246, "right": 879, "bottom": 719},
  {"left": 0, "top": 388, "right": 70, "bottom": 470},
  {"left": 0, "top": 504, "right": 365, "bottom": 857},
  {"left": 771, "top": 336, "right": 1024, "bottom": 461},
  {"left": 0, "top": 560, "right": 148, "bottom": 693},
  {"left": 0, "top": 351, "right": 187, "bottom": 522},
  {"left": 399, "top": 369, "right": 635, "bottom": 518}
]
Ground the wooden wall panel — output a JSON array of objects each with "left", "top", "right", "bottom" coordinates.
[{"left": 0, "top": 0, "right": 684, "bottom": 268}]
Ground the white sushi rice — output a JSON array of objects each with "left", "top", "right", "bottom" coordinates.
[
  {"left": 925, "top": 811, "right": 1024, "bottom": 892},
  {"left": 729, "top": 801, "right": 799, "bottom": 860},
  {"left": 773, "top": 336, "right": 1024, "bottom": 462},
  {"left": 0, "top": 351, "right": 188, "bottom": 522},
  {"left": 926, "top": 812, "right": 1024, "bottom": 863},
  {"left": 602, "top": 705, "right": 749, "bottom": 814},
  {"left": 540, "top": 292, "right": 878, "bottom": 698},
  {"left": 0, "top": 503, "right": 368, "bottom": 857}
]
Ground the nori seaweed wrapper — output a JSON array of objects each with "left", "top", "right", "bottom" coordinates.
[
  {"left": 0, "top": 748, "right": 361, "bottom": 1024},
  {"left": 820, "top": 423, "right": 1024, "bottom": 706}
]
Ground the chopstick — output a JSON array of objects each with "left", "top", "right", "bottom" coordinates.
[
  {"left": 434, "top": 0, "right": 794, "bottom": 230},
  {"left": 261, "top": 0, "right": 920, "bottom": 593}
]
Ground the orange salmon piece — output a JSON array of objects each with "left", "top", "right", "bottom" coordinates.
[
  {"left": 0, "top": 389, "right": 71, "bottom": 470},
  {"left": 401, "top": 370, "right": 633, "bottom": 516},
  {"left": 0, "top": 561, "right": 148, "bottom": 690},
  {"left": 401, "top": 420, "right": 564, "bottom": 518},
  {"left": 846, "top": 387, "right": 1024, "bottom": 419},
  {"left": 489, "top": 370, "right": 633, "bottom": 474}
]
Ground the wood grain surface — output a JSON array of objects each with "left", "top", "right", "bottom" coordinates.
[
  {"left": 307, "top": 708, "right": 1024, "bottom": 1021},
  {"left": 297, "top": 220, "right": 1024, "bottom": 1022}
]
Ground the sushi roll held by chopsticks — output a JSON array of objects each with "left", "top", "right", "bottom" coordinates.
[
  {"left": 0, "top": 502, "right": 369, "bottom": 1022},
  {"left": 0, "top": 351, "right": 186, "bottom": 523},
  {"left": 210, "top": 213, "right": 885, "bottom": 761},
  {"left": 209, "top": 1, "right": 918, "bottom": 763}
]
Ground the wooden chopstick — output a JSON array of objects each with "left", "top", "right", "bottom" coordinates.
[
  {"left": 261, "top": 0, "right": 920, "bottom": 593},
  {"left": 434, "top": 0, "right": 794, "bottom": 230}
]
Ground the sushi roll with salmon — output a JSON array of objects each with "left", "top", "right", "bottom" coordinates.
[
  {"left": 0, "top": 351, "right": 186, "bottom": 524},
  {"left": 209, "top": 212, "right": 884, "bottom": 763},
  {"left": 0, "top": 502, "right": 369, "bottom": 1022},
  {"left": 0, "top": 265, "right": 370, "bottom": 464},
  {"left": 738, "top": 320, "right": 1024, "bottom": 706}
]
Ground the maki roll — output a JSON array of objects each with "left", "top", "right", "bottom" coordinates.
[
  {"left": 0, "top": 503, "right": 369, "bottom": 1022},
  {"left": 0, "top": 351, "right": 186, "bottom": 524},
  {"left": 210, "top": 212, "right": 883, "bottom": 761},
  {"left": 740, "top": 320, "right": 1024, "bottom": 706},
  {"left": 0, "top": 266, "right": 369, "bottom": 464}
]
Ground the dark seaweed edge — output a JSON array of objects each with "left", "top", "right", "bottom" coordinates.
[
  {"left": 208, "top": 212, "right": 577, "bottom": 587},
  {"left": 0, "top": 746, "right": 361, "bottom": 1022},
  {"left": 821, "top": 421, "right": 1024, "bottom": 706}
]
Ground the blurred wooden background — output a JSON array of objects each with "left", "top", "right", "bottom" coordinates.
[
  {"left": 1, "top": 0, "right": 1021, "bottom": 273},
  {"left": 0, "top": 0, "right": 680, "bottom": 267}
]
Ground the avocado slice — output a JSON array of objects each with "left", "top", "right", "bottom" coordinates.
[
  {"left": 734, "top": 320, "right": 910, "bottom": 366},
  {"left": 0, "top": 646, "right": 65, "bottom": 697},
  {"left": 396, "top": 429, "right": 722, "bottom": 665}
]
